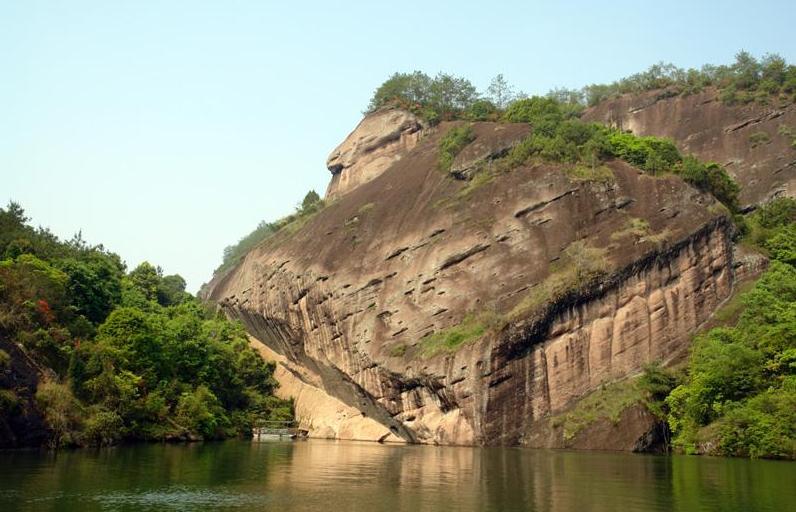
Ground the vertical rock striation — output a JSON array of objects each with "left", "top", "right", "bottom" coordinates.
[{"left": 206, "top": 112, "right": 741, "bottom": 447}]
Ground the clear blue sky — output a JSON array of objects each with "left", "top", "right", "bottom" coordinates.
[{"left": 2, "top": 1, "right": 794, "bottom": 291}]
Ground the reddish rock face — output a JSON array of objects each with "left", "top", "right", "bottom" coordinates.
[
  {"left": 325, "top": 108, "right": 424, "bottom": 200},
  {"left": 206, "top": 112, "right": 738, "bottom": 447},
  {"left": 582, "top": 87, "right": 796, "bottom": 208}
]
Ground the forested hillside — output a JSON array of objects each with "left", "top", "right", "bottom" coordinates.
[{"left": 0, "top": 203, "right": 292, "bottom": 447}]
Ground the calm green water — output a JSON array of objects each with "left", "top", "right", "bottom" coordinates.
[{"left": 0, "top": 440, "right": 793, "bottom": 512}]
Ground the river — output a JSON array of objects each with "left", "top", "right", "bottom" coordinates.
[{"left": 0, "top": 439, "right": 793, "bottom": 511}]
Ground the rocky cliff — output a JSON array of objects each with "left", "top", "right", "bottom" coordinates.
[
  {"left": 205, "top": 108, "right": 748, "bottom": 447},
  {"left": 582, "top": 87, "right": 796, "bottom": 208},
  {"left": 325, "top": 109, "right": 425, "bottom": 200}
]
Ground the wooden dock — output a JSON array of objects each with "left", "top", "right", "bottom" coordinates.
[{"left": 252, "top": 420, "right": 303, "bottom": 441}]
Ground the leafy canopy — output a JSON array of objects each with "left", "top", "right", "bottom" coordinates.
[{"left": 0, "top": 202, "right": 292, "bottom": 447}]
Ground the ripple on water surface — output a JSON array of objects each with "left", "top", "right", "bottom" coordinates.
[{"left": 95, "top": 486, "right": 274, "bottom": 510}]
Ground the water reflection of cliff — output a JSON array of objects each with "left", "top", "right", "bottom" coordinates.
[
  {"left": 262, "top": 441, "right": 795, "bottom": 512},
  {"left": 0, "top": 440, "right": 793, "bottom": 512}
]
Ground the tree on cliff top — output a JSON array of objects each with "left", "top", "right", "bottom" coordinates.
[
  {"left": 487, "top": 74, "right": 516, "bottom": 110},
  {"left": 367, "top": 71, "right": 479, "bottom": 122}
]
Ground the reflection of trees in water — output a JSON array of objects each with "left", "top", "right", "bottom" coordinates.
[
  {"left": 486, "top": 449, "right": 678, "bottom": 512},
  {"left": 1, "top": 441, "right": 794, "bottom": 512},
  {"left": 1, "top": 441, "right": 293, "bottom": 502},
  {"left": 670, "top": 455, "right": 795, "bottom": 512}
]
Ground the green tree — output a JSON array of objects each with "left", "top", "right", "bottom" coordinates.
[
  {"left": 766, "top": 225, "right": 796, "bottom": 266},
  {"left": 1, "top": 202, "right": 294, "bottom": 447},
  {"left": 58, "top": 255, "right": 123, "bottom": 324},
  {"left": 128, "top": 262, "right": 161, "bottom": 302},
  {"left": 157, "top": 274, "right": 188, "bottom": 306},
  {"left": 503, "top": 96, "right": 566, "bottom": 134},
  {"left": 175, "top": 386, "right": 228, "bottom": 439},
  {"left": 465, "top": 99, "right": 498, "bottom": 121},
  {"left": 487, "top": 74, "right": 515, "bottom": 109},
  {"left": 301, "top": 190, "right": 321, "bottom": 210},
  {"left": 732, "top": 50, "right": 761, "bottom": 90}
]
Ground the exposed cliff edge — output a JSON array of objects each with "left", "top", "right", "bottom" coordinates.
[
  {"left": 325, "top": 108, "right": 425, "bottom": 200},
  {"left": 204, "top": 108, "right": 751, "bottom": 447},
  {"left": 582, "top": 87, "right": 796, "bottom": 208}
]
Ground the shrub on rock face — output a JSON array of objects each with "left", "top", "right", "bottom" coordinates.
[
  {"left": 301, "top": 190, "right": 321, "bottom": 211},
  {"left": 677, "top": 157, "right": 740, "bottom": 212},
  {"left": 215, "top": 189, "right": 325, "bottom": 275},
  {"left": 503, "top": 96, "right": 569, "bottom": 135},
  {"left": 438, "top": 125, "right": 475, "bottom": 171},
  {"left": 749, "top": 131, "right": 771, "bottom": 147},
  {"left": 465, "top": 99, "right": 498, "bottom": 121},
  {"left": 607, "top": 132, "right": 682, "bottom": 173},
  {"left": 35, "top": 381, "right": 83, "bottom": 447},
  {"left": 757, "top": 197, "right": 796, "bottom": 228}
]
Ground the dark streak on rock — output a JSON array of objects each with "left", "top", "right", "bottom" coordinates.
[
  {"left": 292, "top": 288, "right": 309, "bottom": 305},
  {"left": 386, "top": 247, "right": 409, "bottom": 260},
  {"left": 438, "top": 243, "right": 491, "bottom": 271},
  {"left": 514, "top": 188, "right": 579, "bottom": 218}
]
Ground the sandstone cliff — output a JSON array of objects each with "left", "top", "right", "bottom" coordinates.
[
  {"left": 582, "top": 87, "right": 796, "bottom": 208},
  {"left": 206, "top": 110, "right": 743, "bottom": 447},
  {"left": 325, "top": 108, "right": 424, "bottom": 200}
]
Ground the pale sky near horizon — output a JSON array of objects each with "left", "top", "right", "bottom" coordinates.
[{"left": 2, "top": 1, "right": 795, "bottom": 292}]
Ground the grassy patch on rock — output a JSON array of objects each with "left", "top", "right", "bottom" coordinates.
[
  {"left": 553, "top": 379, "right": 644, "bottom": 441},
  {"left": 749, "top": 131, "right": 771, "bottom": 148},
  {"left": 611, "top": 217, "right": 651, "bottom": 241},
  {"left": 509, "top": 241, "right": 608, "bottom": 322},
  {"left": 455, "top": 168, "right": 495, "bottom": 200},
  {"left": 389, "top": 343, "right": 407, "bottom": 357},
  {"left": 565, "top": 164, "right": 615, "bottom": 183},
  {"left": 420, "top": 312, "right": 496, "bottom": 358}
]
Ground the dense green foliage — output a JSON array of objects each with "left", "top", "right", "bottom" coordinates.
[
  {"left": 216, "top": 190, "right": 324, "bottom": 275},
  {"left": 500, "top": 98, "right": 740, "bottom": 212},
  {"left": 367, "top": 52, "right": 794, "bottom": 125},
  {"left": 0, "top": 203, "right": 292, "bottom": 447},
  {"left": 503, "top": 95, "right": 583, "bottom": 128},
  {"left": 580, "top": 51, "right": 796, "bottom": 106},
  {"left": 664, "top": 198, "right": 796, "bottom": 458},
  {"left": 438, "top": 125, "right": 476, "bottom": 171},
  {"left": 367, "top": 71, "right": 481, "bottom": 123}
]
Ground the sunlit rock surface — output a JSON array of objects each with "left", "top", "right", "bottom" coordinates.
[{"left": 205, "top": 110, "right": 753, "bottom": 447}]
